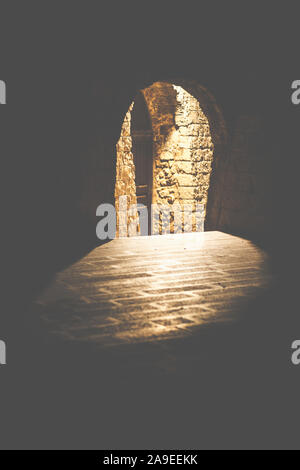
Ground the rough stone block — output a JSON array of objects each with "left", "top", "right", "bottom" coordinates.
[
  {"left": 176, "top": 174, "right": 195, "bottom": 187},
  {"left": 160, "top": 150, "right": 173, "bottom": 161},
  {"left": 178, "top": 187, "right": 195, "bottom": 199},
  {"left": 175, "top": 148, "right": 192, "bottom": 161},
  {"left": 176, "top": 162, "right": 193, "bottom": 173}
]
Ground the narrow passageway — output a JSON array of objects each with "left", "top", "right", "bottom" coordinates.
[
  {"left": 115, "top": 81, "right": 222, "bottom": 237},
  {"left": 33, "top": 232, "right": 273, "bottom": 347}
]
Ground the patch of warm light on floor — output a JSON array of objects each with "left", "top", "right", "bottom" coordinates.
[{"left": 32, "top": 232, "right": 273, "bottom": 347}]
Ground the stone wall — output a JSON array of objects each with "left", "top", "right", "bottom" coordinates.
[
  {"left": 114, "top": 103, "right": 137, "bottom": 237},
  {"left": 143, "top": 82, "right": 213, "bottom": 232}
]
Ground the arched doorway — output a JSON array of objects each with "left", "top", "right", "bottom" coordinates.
[{"left": 115, "top": 81, "right": 227, "bottom": 237}]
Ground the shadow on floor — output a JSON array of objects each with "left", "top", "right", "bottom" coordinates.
[{"left": 1, "top": 232, "right": 298, "bottom": 449}]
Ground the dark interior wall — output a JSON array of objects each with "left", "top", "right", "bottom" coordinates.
[
  {"left": 217, "top": 114, "right": 273, "bottom": 238},
  {"left": 1, "top": 3, "right": 298, "bottom": 314}
]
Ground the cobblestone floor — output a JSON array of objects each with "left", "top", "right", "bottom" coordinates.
[{"left": 32, "top": 231, "right": 273, "bottom": 347}]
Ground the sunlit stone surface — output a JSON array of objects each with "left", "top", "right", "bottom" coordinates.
[
  {"left": 115, "top": 82, "right": 214, "bottom": 236},
  {"left": 33, "top": 232, "right": 273, "bottom": 346}
]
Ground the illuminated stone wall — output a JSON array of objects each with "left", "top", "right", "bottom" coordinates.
[
  {"left": 114, "top": 103, "right": 137, "bottom": 237},
  {"left": 143, "top": 83, "right": 213, "bottom": 232},
  {"left": 115, "top": 82, "right": 214, "bottom": 236}
]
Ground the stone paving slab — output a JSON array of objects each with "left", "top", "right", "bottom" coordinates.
[{"left": 32, "top": 232, "right": 273, "bottom": 346}]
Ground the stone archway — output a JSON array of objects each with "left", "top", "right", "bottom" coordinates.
[{"left": 115, "top": 80, "right": 227, "bottom": 237}]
